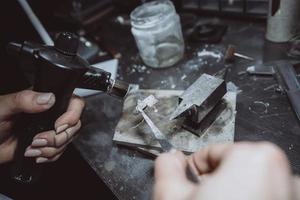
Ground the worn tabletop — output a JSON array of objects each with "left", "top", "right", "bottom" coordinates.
[{"left": 73, "top": 15, "right": 300, "bottom": 200}]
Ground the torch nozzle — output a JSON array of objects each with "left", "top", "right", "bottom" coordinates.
[{"left": 108, "top": 79, "right": 130, "bottom": 98}]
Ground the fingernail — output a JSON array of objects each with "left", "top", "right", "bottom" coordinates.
[
  {"left": 65, "top": 126, "right": 75, "bottom": 135},
  {"left": 32, "top": 139, "right": 47, "bottom": 147},
  {"left": 56, "top": 124, "right": 69, "bottom": 134},
  {"left": 198, "top": 174, "right": 207, "bottom": 182},
  {"left": 36, "top": 157, "right": 48, "bottom": 164},
  {"left": 169, "top": 149, "right": 177, "bottom": 154},
  {"left": 36, "top": 93, "right": 55, "bottom": 105},
  {"left": 24, "top": 149, "right": 42, "bottom": 157}
]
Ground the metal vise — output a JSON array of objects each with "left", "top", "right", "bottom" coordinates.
[{"left": 170, "top": 73, "right": 227, "bottom": 136}]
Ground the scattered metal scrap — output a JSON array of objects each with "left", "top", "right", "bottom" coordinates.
[{"left": 246, "top": 60, "right": 300, "bottom": 123}]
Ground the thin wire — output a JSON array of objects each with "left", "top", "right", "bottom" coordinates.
[{"left": 130, "top": 119, "right": 145, "bottom": 130}]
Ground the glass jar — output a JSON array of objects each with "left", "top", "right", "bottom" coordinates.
[{"left": 130, "top": 0, "right": 185, "bottom": 68}]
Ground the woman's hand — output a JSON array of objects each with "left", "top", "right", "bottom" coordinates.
[
  {"left": 0, "top": 90, "right": 85, "bottom": 164},
  {"left": 154, "top": 142, "right": 299, "bottom": 200}
]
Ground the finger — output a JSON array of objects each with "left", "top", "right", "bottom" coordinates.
[
  {"left": 53, "top": 121, "right": 81, "bottom": 147},
  {"left": 293, "top": 176, "right": 300, "bottom": 200},
  {"left": 154, "top": 150, "right": 195, "bottom": 200},
  {"left": 0, "top": 90, "right": 55, "bottom": 118},
  {"left": 25, "top": 143, "right": 67, "bottom": 158},
  {"left": 187, "top": 143, "right": 233, "bottom": 175},
  {"left": 54, "top": 95, "right": 85, "bottom": 133},
  {"left": 31, "top": 121, "right": 81, "bottom": 147},
  {"left": 32, "top": 130, "right": 55, "bottom": 147},
  {"left": 0, "top": 137, "right": 17, "bottom": 164},
  {"left": 36, "top": 151, "right": 65, "bottom": 164},
  {"left": 0, "top": 120, "right": 14, "bottom": 134}
]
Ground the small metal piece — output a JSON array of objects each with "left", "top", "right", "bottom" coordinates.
[
  {"left": 246, "top": 64, "right": 275, "bottom": 75},
  {"left": 136, "top": 95, "right": 158, "bottom": 110}
]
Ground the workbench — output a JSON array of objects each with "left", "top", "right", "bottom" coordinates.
[{"left": 73, "top": 15, "right": 300, "bottom": 200}]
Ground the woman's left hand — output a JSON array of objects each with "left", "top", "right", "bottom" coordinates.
[{"left": 0, "top": 90, "right": 85, "bottom": 164}]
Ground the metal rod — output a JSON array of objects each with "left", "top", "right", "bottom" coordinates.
[
  {"left": 234, "top": 53, "right": 254, "bottom": 61},
  {"left": 17, "top": 0, "right": 54, "bottom": 46}
]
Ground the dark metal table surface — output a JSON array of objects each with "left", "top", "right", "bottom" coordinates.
[{"left": 73, "top": 16, "right": 300, "bottom": 200}]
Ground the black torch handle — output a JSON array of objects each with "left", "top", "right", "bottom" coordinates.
[
  {"left": 11, "top": 92, "right": 71, "bottom": 184},
  {"left": 11, "top": 114, "right": 55, "bottom": 184}
]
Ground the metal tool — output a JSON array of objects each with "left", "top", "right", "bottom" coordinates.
[
  {"left": 246, "top": 63, "right": 275, "bottom": 76},
  {"left": 136, "top": 95, "right": 173, "bottom": 152},
  {"left": 7, "top": 32, "right": 129, "bottom": 184},
  {"left": 247, "top": 60, "right": 300, "bottom": 123},
  {"left": 136, "top": 95, "right": 199, "bottom": 183},
  {"left": 225, "top": 45, "right": 254, "bottom": 62},
  {"left": 18, "top": 0, "right": 54, "bottom": 46},
  {"left": 274, "top": 61, "right": 300, "bottom": 121},
  {"left": 170, "top": 74, "right": 227, "bottom": 136}
]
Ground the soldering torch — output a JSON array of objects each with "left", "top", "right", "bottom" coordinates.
[{"left": 6, "top": 32, "right": 129, "bottom": 184}]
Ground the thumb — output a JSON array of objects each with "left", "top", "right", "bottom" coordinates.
[
  {"left": 0, "top": 90, "right": 55, "bottom": 118},
  {"left": 293, "top": 176, "right": 300, "bottom": 200},
  {"left": 154, "top": 150, "right": 195, "bottom": 200}
]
